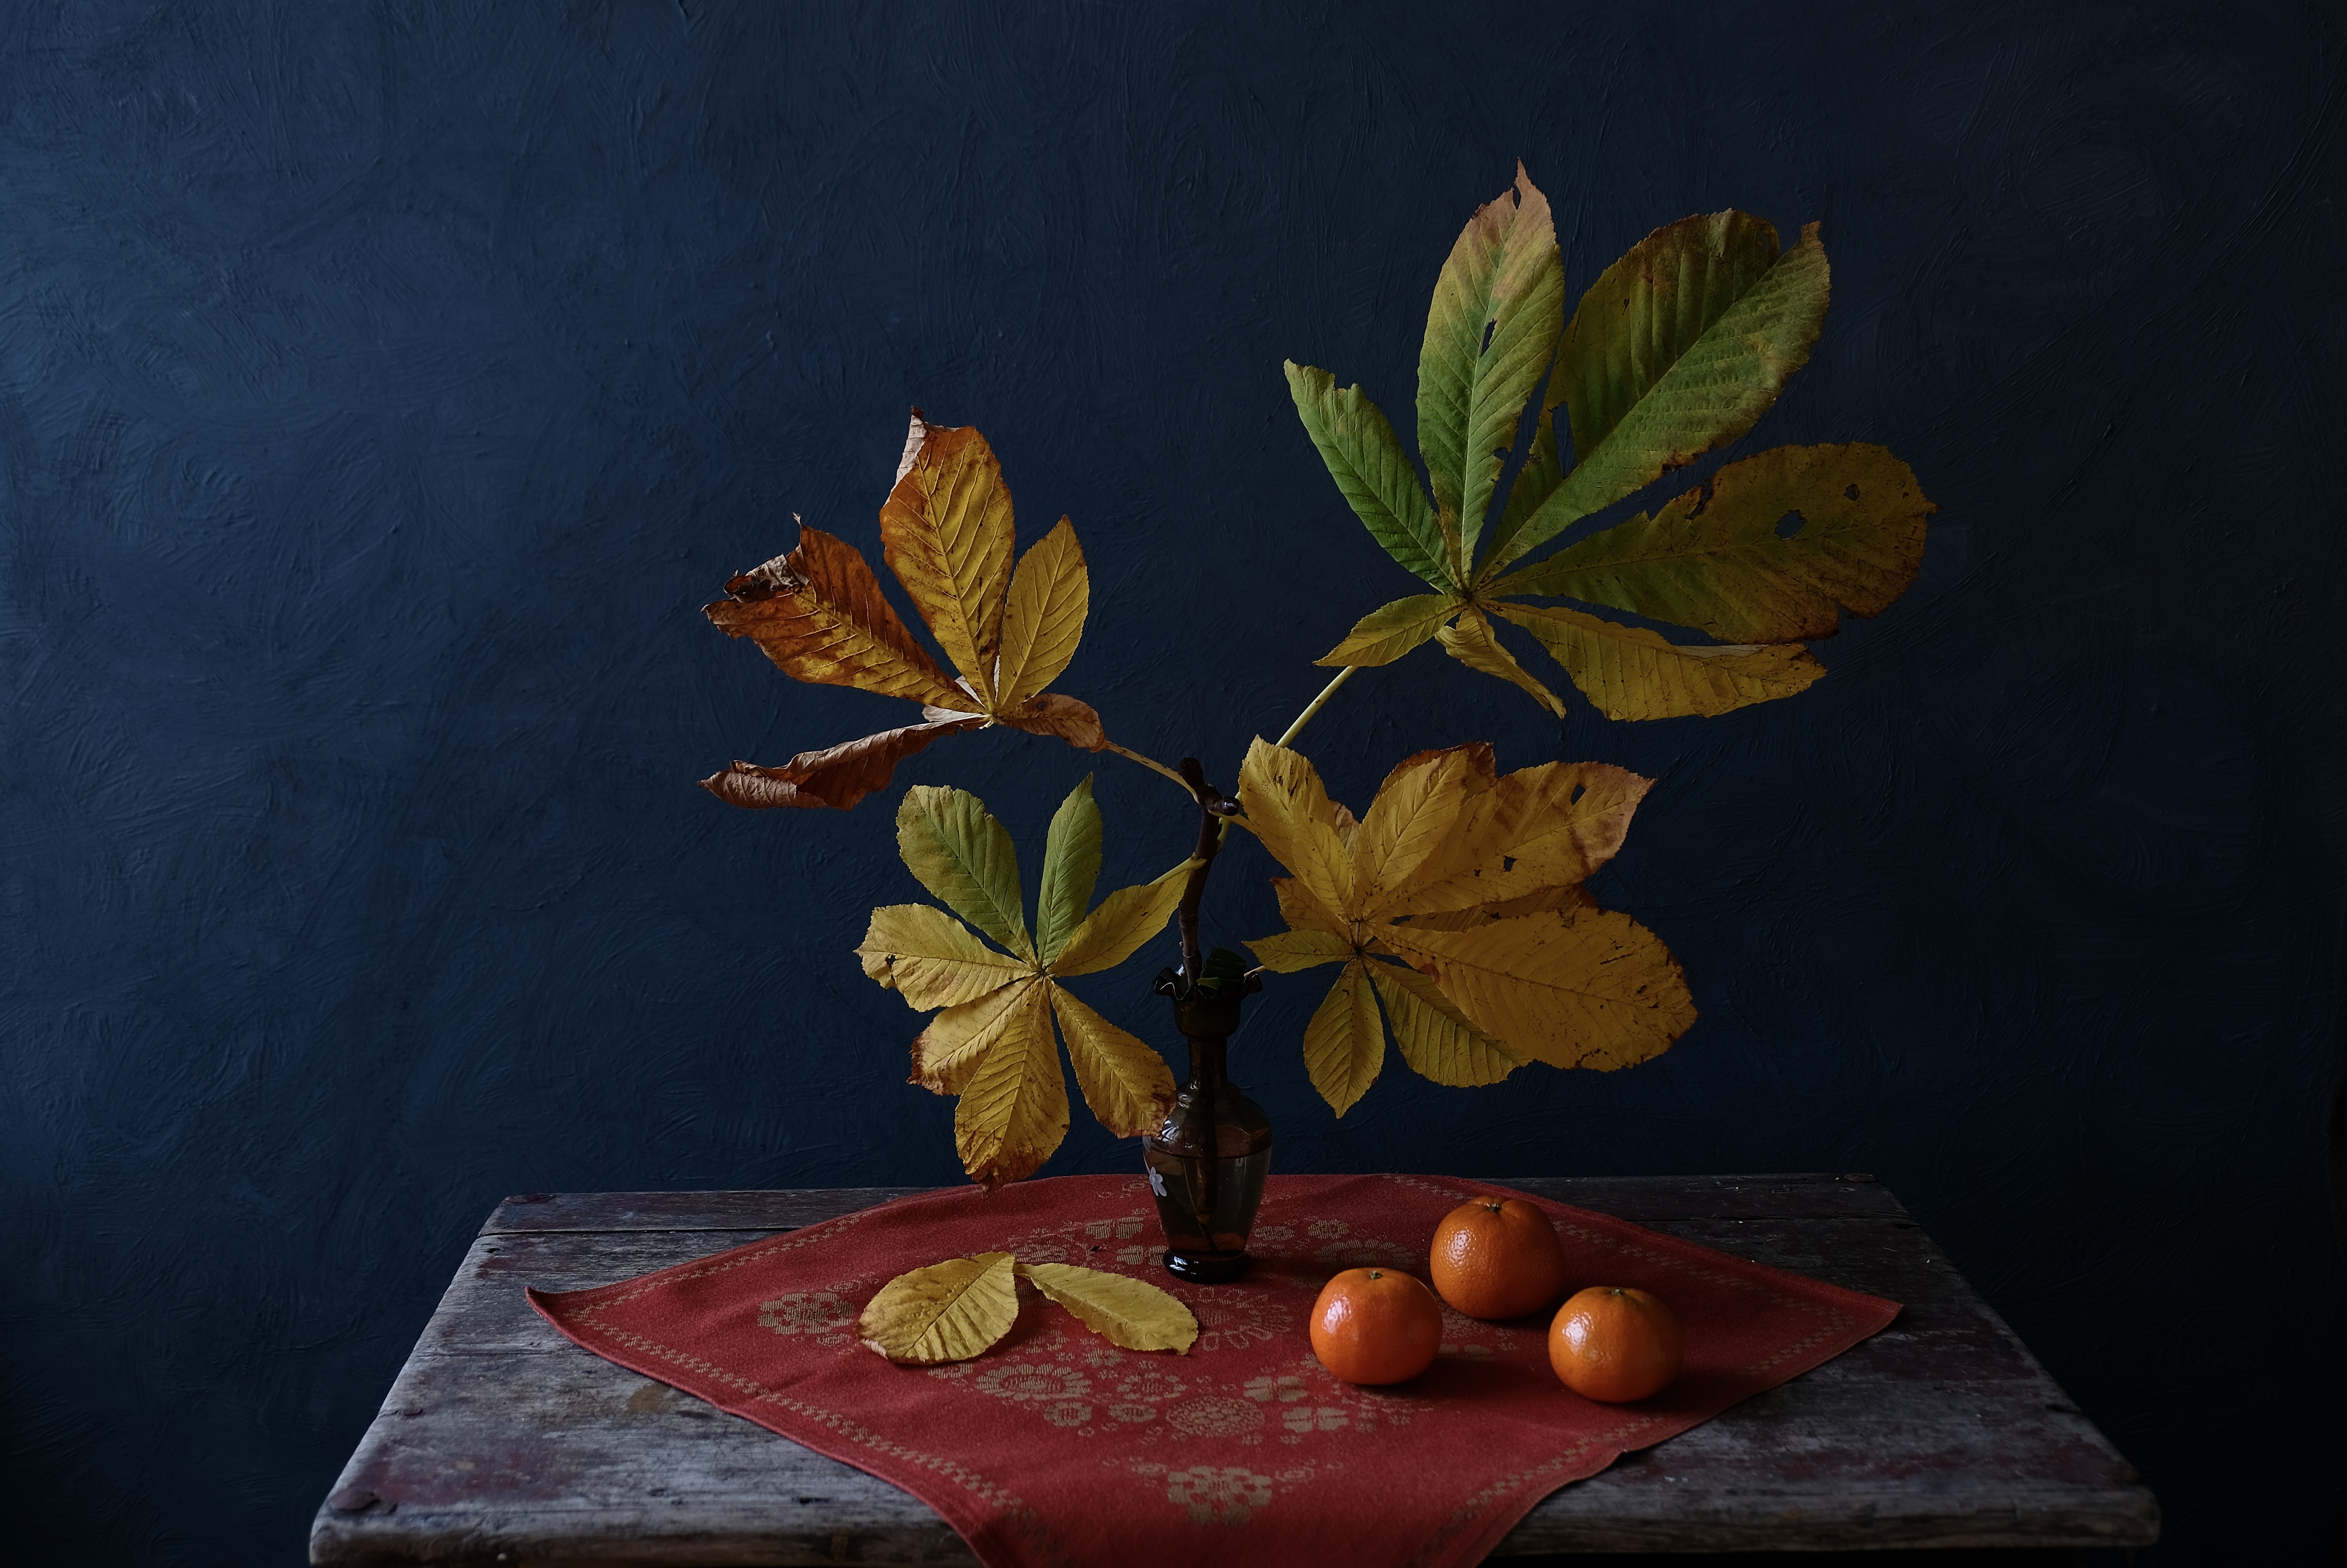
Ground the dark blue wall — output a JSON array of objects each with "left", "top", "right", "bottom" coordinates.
[{"left": 5, "top": 3, "right": 2342, "bottom": 1562}]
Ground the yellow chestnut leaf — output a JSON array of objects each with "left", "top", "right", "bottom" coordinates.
[
  {"left": 857, "top": 1252, "right": 1020, "bottom": 1365},
  {"left": 1015, "top": 1262, "right": 1199, "bottom": 1353}
]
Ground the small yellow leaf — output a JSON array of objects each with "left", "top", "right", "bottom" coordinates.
[
  {"left": 857, "top": 1252, "right": 1020, "bottom": 1364},
  {"left": 1015, "top": 1262, "right": 1199, "bottom": 1353},
  {"left": 1351, "top": 744, "right": 1480, "bottom": 908},
  {"left": 1373, "top": 740, "right": 1497, "bottom": 801},
  {"left": 1493, "top": 601, "right": 1824, "bottom": 720},
  {"left": 1366, "top": 959, "right": 1517, "bottom": 1087},
  {"left": 1317, "top": 593, "right": 1459, "bottom": 667},
  {"left": 1438, "top": 608, "right": 1569, "bottom": 718},
  {"left": 1301, "top": 958, "right": 1384, "bottom": 1116},
  {"left": 1050, "top": 857, "right": 1198, "bottom": 978},
  {"left": 1048, "top": 984, "right": 1176, "bottom": 1139},
  {"left": 1269, "top": 876, "right": 1348, "bottom": 937},
  {"left": 1236, "top": 738, "right": 1354, "bottom": 924},
  {"left": 952, "top": 980, "right": 1069, "bottom": 1189},
  {"left": 880, "top": 420, "right": 1017, "bottom": 705},
  {"left": 994, "top": 517, "right": 1090, "bottom": 709},
  {"left": 1243, "top": 927, "right": 1355, "bottom": 974},
  {"left": 1377, "top": 909, "right": 1696, "bottom": 1072},
  {"left": 857, "top": 905, "right": 1033, "bottom": 1010},
  {"left": 910, "top": 977, "right": 1041, "bottom": 1097}
]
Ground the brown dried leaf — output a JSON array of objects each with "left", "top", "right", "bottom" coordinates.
[
  {"left": 996, "top": 692, "right": 1109, "bottom": 751},
  {"left": 699, "top": 718, "right": 985, "bottom": 812},
  {"left": 704, "top": 527, "right": 964, "bottom": 708}
]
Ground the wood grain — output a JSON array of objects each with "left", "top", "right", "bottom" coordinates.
[{"left": 311, "top": 1177, "right": 2156, "bottom": 1564}]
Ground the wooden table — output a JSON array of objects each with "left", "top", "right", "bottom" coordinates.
[{"left": 310, "top": 1175, "right": 2157, "bottom": 1564}]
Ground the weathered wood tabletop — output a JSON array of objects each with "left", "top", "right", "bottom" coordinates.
[{"left": 311, "top": 1175, "right": 2156, "bottom": 1564}]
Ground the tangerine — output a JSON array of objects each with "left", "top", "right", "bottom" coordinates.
[
  {"left": 1308, "top": 1266, "right": 1444, "bottom": 1385},
  {"left": 1429, "top": 1196, "right": 1568, "bottom": 1319},
  {"left": 1548, "top": 1286, "right": 1683, "bottom": 1403}
]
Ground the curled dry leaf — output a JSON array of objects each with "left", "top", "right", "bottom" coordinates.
[
  {"left": 699, "top": 718, "right": 985, "bottom": 812},
  {"left": 1016, "top": 1262, "right": 1199, "bottom": 1353},
  {"left": 857, "top": 1252, "right": 1020, "bottom": 1364},
  {"left": 702, "top": 412, "right": 1106, "bottom": 812}
]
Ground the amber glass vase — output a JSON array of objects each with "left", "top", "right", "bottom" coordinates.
[{"left": 1141, "top": 959, "right": 1272, "bottom": 1282}]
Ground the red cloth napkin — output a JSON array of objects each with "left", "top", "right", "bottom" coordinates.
[{"left": 529, "top": 1174, "right": 1898, "bottom": 1568}]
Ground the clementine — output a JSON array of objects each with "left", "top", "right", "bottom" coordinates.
[
  {"left": 1548, "top": 1286, "right": 1683, "bottom": 1402},
  {"left": 1308, "top": 1266, "right": 1444, "bottom": 1385},
  {"left": 1428, "top": 1196, "right": 1568, "bottom": 1319}
]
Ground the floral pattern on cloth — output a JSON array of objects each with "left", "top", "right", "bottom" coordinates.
[{"left": 529, "top": 1173, "right": 1899, "bottom": 1568}]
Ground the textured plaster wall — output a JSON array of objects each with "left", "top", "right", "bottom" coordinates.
[{"left": 3, "top": 2, "right": 2343, "bottom": 1562}]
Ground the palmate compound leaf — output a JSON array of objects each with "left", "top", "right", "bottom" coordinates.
[
  {"left": 702, "top": 412, "right": 1107, "bottom": 815},
  {"left": 1288, "top": 180, "right": 1928, "bottom": 726},
  {"left": 858, "top": 1252, "right": 1020, "bottom": 1364},
  {"left": 1015, "top": 1262, "right": 1199, "bottom": 1353},
  {"left": 1239, "top": 737, "right": 1687, "bottom": 1109},
  {"left": 857, "top": 780, "right": 1184, "bottom": 1189}
]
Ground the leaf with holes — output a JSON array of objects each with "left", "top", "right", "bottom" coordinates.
[
  {"left": 1284, "top": 170, "right": 1930, "bottom": 723},
  {"left": 1241, "top": 737, "right": 1686, "bottom": 1108}
]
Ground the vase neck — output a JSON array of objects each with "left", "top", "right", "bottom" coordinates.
[{"left": 1183, "top": 1032, "right": 1229, "bottom": 1092}]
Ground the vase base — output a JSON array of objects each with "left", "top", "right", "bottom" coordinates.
[{"left": 1161, "top": 1248, "right": 1250, "bottom": 1283}]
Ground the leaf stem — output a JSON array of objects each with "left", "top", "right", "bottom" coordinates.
[
  {"left": 1274, "top": 665, "right": 1360, "bottom": 751},
  {"left": 1173, "top": 758, "right": 1241, "bottom": 986},
  {"left": 1102, "top": 740, "right": 1195, "bottom": 795}
]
